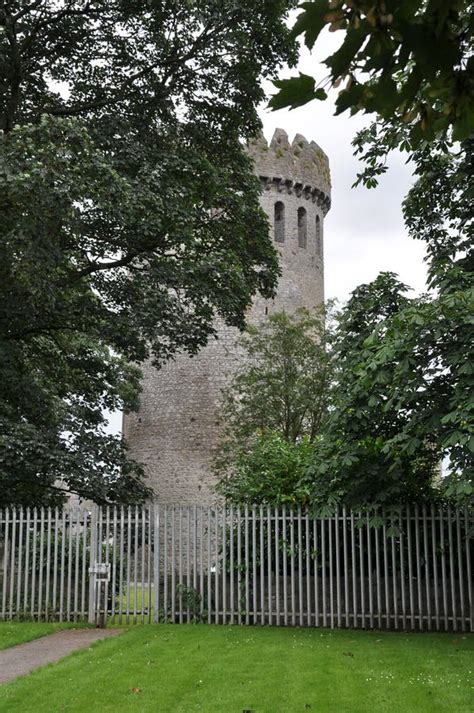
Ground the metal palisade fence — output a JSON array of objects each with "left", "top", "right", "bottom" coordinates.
[{"left": 0, "top": 505, "right": 472, "bottom": 631}]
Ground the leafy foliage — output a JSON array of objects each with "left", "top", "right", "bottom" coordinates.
[
  {"left": 214, "top": 308, "right": 333, "bottom": 505},
  {"left": 305, "top": 273, "right": 442, "bottom": 510},
  {"left": 216, "top": 431, "right": 314, "bottom": 506},
  {"left": 0, "top": 1, "right": 297, "bottom": 505},
  {"left": 306, "top": 139, "right": 473, "bottom": 508},
  {"left": 270, "top": 0, "right": 474, "bottom": 144}
]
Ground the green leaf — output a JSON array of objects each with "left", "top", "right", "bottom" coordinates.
[
  {"left": 269, "top": 74, "right": 326, "bottom": 111},
  {"left": 291, "top": 1, "right": 331, "bottom": 50}
]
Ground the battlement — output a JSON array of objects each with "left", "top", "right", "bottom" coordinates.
[{"left": 247, "top": 129, "right": 331, "bottom": 214}]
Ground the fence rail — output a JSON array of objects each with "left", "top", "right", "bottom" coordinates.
[{"left": 1, "top": 505, "right": 472, "bottom": 631}]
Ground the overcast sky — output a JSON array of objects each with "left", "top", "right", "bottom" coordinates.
[{"left": 259, "top": 28, "right": 428, "bottom": 305}]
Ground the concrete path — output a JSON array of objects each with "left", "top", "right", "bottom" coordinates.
[{"left": 0, "top": 628, "right": 122, "bottom": 684}]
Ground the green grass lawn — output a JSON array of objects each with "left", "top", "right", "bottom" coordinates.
[
  {"left": 0, "top": 625, "right": 472, "bottom": 712},
  {"left": 0, "top": 621, "right": 82, "bottom": 651}
]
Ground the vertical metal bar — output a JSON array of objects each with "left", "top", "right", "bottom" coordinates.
[
  {"left": 59, "top": 509, "right": 66, "bottom": 623},
  {"left": 335, "top": 508, "right": 341, "bottom": 629},
  {"left": 81, "top": 511, "right": 87, "bottom": 621},
  {"left": 329, "top": 512, "right": 334, "bottom": 629},
  {"left": 9, "top": 509, "right": 17, "bottom": 620},
  {"left": 431, "top": 504, "right": 439, "bottom": 631},
  {"left": 358, "top": 515, "right": 365, "bottom": 629},
  {"left": 153, "top": 505, "right": 160, "bottom": 624},
  {"left": 414, "top": 505, "right": 423, "bottom": 630},
  {"left": 133, "top": 505, "right": 139, "bottom": 624},
  {"left": 321, "top": 516, "right": 326, "bottom": 628},
  {"left": 24, "top": 509, "right": 31, "bottom": 617},
  {"left": 38, "top": 508, "right": 45, "bottom": 620},
  {"left": 171, "top": 507, "right": 177, "bottom": 624},
  {"left": 283, "top": 506, "right": 288, "bottom": 626},
  {"left": 237, "top": 507, "right": 242, "bottom": 625},
  {"left": 215, "top": 508, "right": 220, "bottom": 625},
  {"left": 222, "top": 507, "right": 227, "bottom": 625},
  {"left": 31, "top": 508, "right": 38, "bottom": 620},
  {"left": 118, "top": 508, "right": 124, "bottom": 623},
  {"left": 16, "top": 509, "right": 24, "bottom": 617},
  {"left": 275, "top": 507, "right": 281, "bottom": 626},
  {"left": 455, "top": 508, "right": 465, "bottom": 630},
  {"left": 186, "top": 507, "right": 191, "bottom": 624},
  {"left": 206, "top": 507, "right": 211, "bottom": 624},
  {"left": 267, "top": 505, "right": 273, "bottom": 626},
  {"left": 343, "top": 507, "right": 349, "bottom": 628},
  {"left": 2, "top": 510, "right": 10, "bottom": 620},
  {"left": 313, "top": 516, "right": 318, "bottom": 627},
  {"left": 423, "top": 505, "right": 431, "bottom": 630},
  {"left": 163, "top": 506, "right": 169, "bottom": 623},
  {"left": 44, "top": 509, "right": 52, "bottom": 620},
  {"left": 178, "top": 507, "right": 183, "bottom": 624},
  {"left": 260, "top": 505, "right": 265, "bottom": 626},
  {"left": 447, "top": 504, "right": 457, "bottom": 631},
  {"left": 351, "top": 511, "right": 357, "bottom": 628},
  {"left": 0, "top": 510, "right": 6, "bottom": 619},
  {"left": 74, "top": 510, "right": 80, "bottom": 621},
  {"left": 110, "top": 508, "right": 117, "bottom": 623},
  {"left": 375, "top": 521, "right": 382, "bottom": 629},
  {"left": 245, "top": 506, "right": 249, "bottom": 625},
  {"left": 229, "top": 506, "right": 234, "bottom": 625},
  {"left": 382, "top": 516, "right": 390, "bottom": 630},
  {"left": 399, "top": 508, "right": 407, "bottom": 630},
  {"left": 440, "top": 504, "right": 448, "bottom": 630},
  {"left": 290, "top": 508, "right": 296, "bottom": 626},
  {"left": 367, "top": 514, "right": 374, "bottom": 630},
  {"left": 305, "top": 511, "right": 311, "bottom": 627},
  {"left": 407, "top": 506, "right": 415, "bottom": 630},
  {"left": 52, "top": 508, "right": 59, "bottom": 619},
  {"left": 193, "top": 505, "right": 198, "bottom": 594},
  {"left": 125, "top": 507, "right": 131, "bottom": 623},
  {"left": 391, "top": 530, "right": 398, "bottom": 630},
  {"left": 252, "top": 506, "right": 257, "bottom": 624},
  {"left": 298, "top": 507, "right": 304, "bottom": 627},
  {"left": 141, "top": 506, "right": 146, "bottom": 624},
  {"left": 465, "top": 506, "right": 473, "bottom": 632},
  {"left": 66, "top": 510, "right": 73, "bottom": 621}
]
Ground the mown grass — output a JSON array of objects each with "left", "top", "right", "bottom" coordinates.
[
  {"left": 0, "top": 625, "right": 472, "bottom": 712},
  {"left": 0, "top": 621, "right": 83, "bottom": 651}
]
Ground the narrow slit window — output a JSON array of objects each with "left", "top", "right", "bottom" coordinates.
[
  {"left": 274, "top": 201, "right": 285, "bottom": 243},
  {"left": 316, "top": 214, "right": 322, "bottom": 254},
  {"left": 297, "top": 207, "right": 307, "bottom": 248}
]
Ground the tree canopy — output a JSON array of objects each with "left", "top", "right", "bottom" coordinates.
[
  {"left": 214, "top": 308, "right": 333, "bottom": 505},
  {"left": 270, "top": 0, "right": 474, "bottom": 145},
  {"left": 0, "top": 0, "right": 297, "bottom": 506}
]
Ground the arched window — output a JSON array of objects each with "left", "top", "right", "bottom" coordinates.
[
  {"left": 316, "top": 214, "right": 322, "bottom": 254},
  {"left": 274, "top": 201, "right": 285, "bottom": 243},
  {"left": 297, "top": 207, "right": 307, "bottom": 248}
]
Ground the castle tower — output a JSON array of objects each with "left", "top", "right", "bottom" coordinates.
[{"left": 123, "top": 129, "right": 331, "bottom": 504}]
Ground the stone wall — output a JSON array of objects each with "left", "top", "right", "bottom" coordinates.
[{"left": 123, "top": 129, "right": 331, "bottom": 504}]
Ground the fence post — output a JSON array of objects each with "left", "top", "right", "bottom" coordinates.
[{"left": 88, "top": 505, "right": 99, "bottom": 624}]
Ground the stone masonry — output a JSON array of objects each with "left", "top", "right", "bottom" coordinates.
[{"left": 122, "top": 129, "right": 331, "bottom": 504}]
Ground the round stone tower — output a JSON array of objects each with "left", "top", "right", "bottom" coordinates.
[{"left": 123, "top": 129, "right": 331, "bottom": 504}]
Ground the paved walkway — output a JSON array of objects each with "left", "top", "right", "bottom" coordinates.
[{"left": 0, "top": 628, "right": 122, "bottom": 684}]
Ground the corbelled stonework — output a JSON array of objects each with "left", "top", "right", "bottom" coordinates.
[{"left": 123, "top": 129, "right": 331, "bottom": 504}]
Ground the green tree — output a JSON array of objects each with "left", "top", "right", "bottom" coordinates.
[
  {"left": 214, "top": 308, "right": 333, "bottom": 505},
  {"left": 270, "top": 0, "right": 474, "bottom": 144},
  {"left": 0, "top": 1, "right": 297, "bottom": 506},
  {"left": 305, "top": 137, "right": 473, "bottom": 508},
  {"left": 304, "top": 273, "right": 441, "bottom": 510}
]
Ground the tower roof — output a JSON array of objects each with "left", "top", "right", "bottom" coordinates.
[{"left": 247, "top": 128, "right": 331, "bottom": 199}]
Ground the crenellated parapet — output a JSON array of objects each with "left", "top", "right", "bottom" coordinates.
[{"left": 247, "top": 128, "right": 331, "bottom": 215}]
